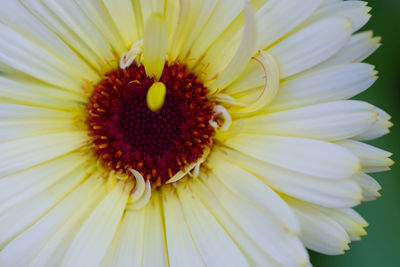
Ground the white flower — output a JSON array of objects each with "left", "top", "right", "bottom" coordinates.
[{"left": 0, "top": 0, "right": 393, "bottom": 266}]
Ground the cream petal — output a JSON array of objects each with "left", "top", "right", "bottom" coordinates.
[
  {"left": 214, "top": 147, "right": 362, "bottom": 208},
  {"left": 268, "top": 17, "right": 352, "bottom": 78},
  {"left": 0, "top": 24, "right": 84, "bottom": 90},
  {"left": 208, "top": 152, "right": 300, "bottom": 234},
  {"left": 354, "top": 107, "right": 393, "bottom": 141},
  {"left": 336, "top": 140, "right": 394, "bottom": 173},
  {"left": 162, "top": 186, "right": 204, "bottom": 267},
  {"left": 0, "top": 176, "right": 105, "bottom": 267},
  {"left": 242, "top": 100, "right": 376, "bottom": 141},
  {"left": 0, "top": 77, "right": 84, "bottom": 111},
  {"left": 0, "top": 132, "right": 89, "bottom": 177},
  {"left": 189, "top": 178, "right": 280, "bottom": 266},
  {"left": 197, "top": 176, "right": 310, "bottom": 266},
  {"left": 286, "top": 198, "right": 351, "bottom": 255},
  {"left": 61, "top": 182, "right": 132, "bottom": 267},
  {"left": 316, "top": 31, "right": 381, "bottom": 69},
  {"left": 185, "top": 0, "right": 243, "bottom": 69},
  {"left": 101, "top": 0, "right": 140, "bottom": 48},
  {"left": 256, "top": 0, "right": 321, "bottom": 50},
  {"left": 29, "top": 179, "right": 107, "bottom": 267},
  {"left": 206, "top": 4, "right": 257, "bottom": 93},
  {"left": 177, "top": 183, "right": 249, "bottom": 266},
  {"left": 0, "top": 153, "right": 86, "bottom": 214},
  {"left": 316, "top": 207, "right": 368, "bottom": 241},
  {"left": 141, "top": 192, "right": 169, "bottom": 267},
  {"left": 111, "top": 209, "right": 146, "bottom": 267},
  {"left": 142, "top": 13, "right": 168, "bottom": 80},
  {"left": 0, "top": 1, "right": 100, "bottom": 82},
  {"left": 269, "top": 63, "right": 377, "bottom": 111},
  {"left": 20, "top": 0, "right": 118, "bottom": 72},
  {"left": 0, "top": 166, "right": 88, "bottom": 249},
  {"left": 225, "top": 134, "right": 360, "bottom": 179},
  {"left": 353, "top": 172, "right": 382, "bottom": 201},
  {"left": 305, "top": 0, "right": 371, "bottom": 33}
]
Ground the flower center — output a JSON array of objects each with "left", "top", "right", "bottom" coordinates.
[{"left": 86, "top": 63, "right": 215, "bottom": 186}]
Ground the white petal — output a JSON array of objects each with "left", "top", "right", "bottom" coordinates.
[
  {"left": 29, "top": 179, "right": 108, "bottom": 267},
  {"left": 21, "top": 0, "right": 118, "bottom": 72},
  {"left": 61, "top": 182, "right": 131, "bottom": 267},
  {"left": 0, "top": 1, "right": 99, "bottom": 82},
  {"left": 0, "top": 132, "right": 89, "bottom": 177},
  {"left": 317, "top": 31, "right": 381, "bottom": 68},
  {"left": 141, "top": 192, "right": 169, "bottom": 267},
  {"left": 0, "top": 165, "right": 88, "bottom": 249},
  {"left": 243, "top": 100, "right": 376, "bottom": 141},
  {"left": 316, "top": 207, "right": 368, "bottom": 241},
  {"left": 354, "top": 107, "right": 393, "bottom": 141},
  {"left": 215, "top": 147, "right": 362, "bottom": 208},
  {"left": 269, "top": 63, "right": 377, "bottom": 111},
  {"left": 0, "top": 153, "right": 86, "bottom": 214},
  {"left": 197, "top": 176, "right": 310, "bottom": 266},
  {"left": 162, "top": 187, "right": 204, "bottom": 267},
  {"left": 0, "top": 176, "right": 105, "bottom": 267},
  {"left": 177, "top": 183, "right": 249, "bottom": 266},
  {"left": 142, "top": 13, "right": 168, "bottom": 80},
  {"left": 268, "top": 17, "right": 352, "bottom": 78},
  {"left": 208, "top": 151, "right": 300, "bottom": 234},
  {"left": 225, "top": 134, "right": 360, "bottom": 179},
  {"left": 286, "top": 198, "right": 351, "bottom": 255},
  {"left": 111, "top": 209, "right": 145, "bottom": 267},
  {"left": 354, "top": 172, "right": 382, "bottom": 201},
  {"left": 189, "top": 179, "right": 280, "bottom": 266},
  {"left": 0, "top": 24, "right": 83, "bottom": 90},
  {"left": 305, "top": 0, "right": 371, "bottom": 33},
  {"left": 101, "top": 0, "right": 140, "bottom": 47},
  {"left": 256, "top": 0, "right": 321, "bottom": 50},
  {"left": 336, "top": 140, "right": 394, "bottom": 173},
  {"left": 206, "top": 4, "right": 257, "bottom": 92}
]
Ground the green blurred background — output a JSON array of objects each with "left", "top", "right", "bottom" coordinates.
[{"left": 311, "top": 1, "right": 400, "bottom": 266}]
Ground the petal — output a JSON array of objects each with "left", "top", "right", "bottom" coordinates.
[
  {"left": 0, "top": 132, "right": 89, "bottom": 177},
  {"left": 0, "top": 165, "right": 88, "bottom": 249},
  {"left": 225, "top": 134, "right": 361, "bottom": 179},
  {"left": 143, "top": 13, "right": 168, "bottom": 80},
  {"left": 286, "top": 198, "right": 351, "bottom": 255},
  {"left": 141, "top": 192, "right": 169, "bottom": 267},
  {"left": 336, "top": 140, "right": 394, "bottom": 173},
  {"left": 177, "top": 183, "right": 249, "bottom": 266},
  {"left": 317, "top": 31, "right": 381, "bottom": 68},
  {"left": 242, "top": 100, "right": 376, "bottom": 141},
  {"left": 189, "top": 179, "right": 280, "bottom": 266},
  {"left": 206, "top": 4, "right": 257, "bottom": 92},
  {"left": 208, "top": 151, "right": 300, "bottom": 234},
  {"left": 269, "top": 63, "right": 377, "bottom": 111},
  {"left": 0, "top": 153, "right": 86, "bottom": 214},
  {"left": 215, "top": 147, "right": 362, "bottom": 208},
  {"left": 0, "top": 176, "right": 105, "bottom": 266},
  {"left": 354, "top": 107, "right": 393, "bottom": 141},
  {"left": 353, "top": 172, "right": 382, "bottom": 201},
  {"left": 268, "top": 17, "right": 352, "bottom": 78},
  {"left": 61, "top": 182, "right": 132, "bottom": 267},
  {"left": 110, "top": 209, "right": 145, "bottom": 267},
  {"left": 162, "top": 187, "right": 204, "bottom": 266},
  {"left": 256, "top": 0, "right": 321, "bottom": 50}
]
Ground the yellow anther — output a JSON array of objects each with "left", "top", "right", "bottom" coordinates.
[{"left": 146, "top": 82, "right": 166, "bottom": 112}]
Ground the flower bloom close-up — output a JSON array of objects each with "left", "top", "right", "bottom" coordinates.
[{"left": 0, "top": 0, "right": 394, "bottom": 266}]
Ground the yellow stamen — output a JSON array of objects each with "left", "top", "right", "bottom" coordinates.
[{"left": 146, "top": 82, "right": 167, "bottom": 112}]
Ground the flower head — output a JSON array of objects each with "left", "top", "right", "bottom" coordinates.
[{"left": 0, "top": 0, "right": 393, "bottom": 266}]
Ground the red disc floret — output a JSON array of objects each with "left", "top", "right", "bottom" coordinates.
[{"left": 86, "top": 63, "right": 215, "bottom": 185}]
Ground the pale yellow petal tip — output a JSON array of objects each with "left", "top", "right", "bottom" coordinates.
[{"left": 147, "top": 82, "right": 167, "bottom": 112}]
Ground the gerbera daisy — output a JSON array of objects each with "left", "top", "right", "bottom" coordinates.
[{"left": 0, "top": 0, "right": 393, "bottom": 266}]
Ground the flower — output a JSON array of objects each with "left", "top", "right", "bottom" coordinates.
[{"left": 0, "top": 0, "right": 393, "bottom": 266}]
